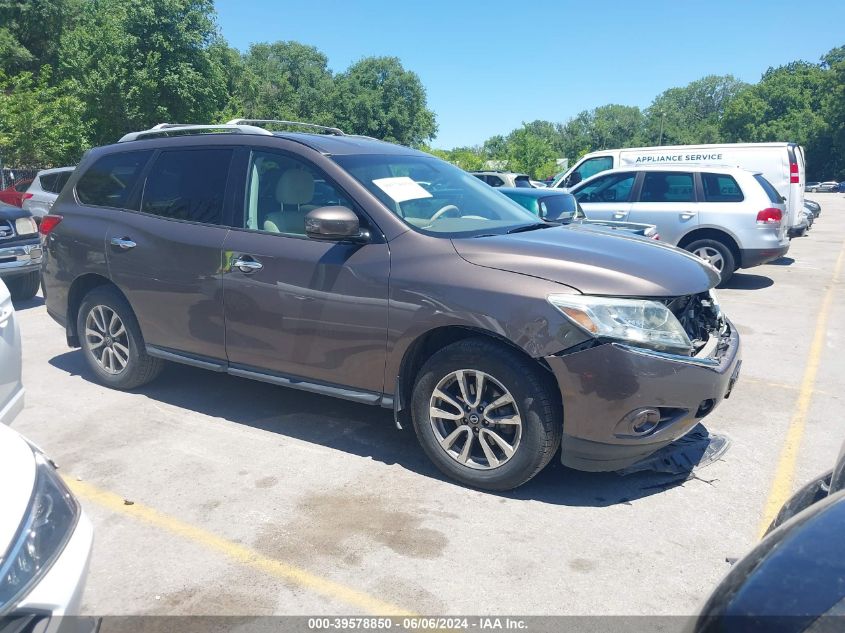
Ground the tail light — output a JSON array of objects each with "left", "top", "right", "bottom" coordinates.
[
  {"left": 790, "top": 162, "right": 799, "bottom": 184},
  {"left": 39, "top": 214, "right": 63, "bottom": 236},
  {"left": 756, "top": 208, "right": 782, "bottom": 225},
  {"left": 21, "top": 193, "right": 33, "bottom": 200},
  {"left": 651, "top": 233, "right": 660, "bottom": 240}
]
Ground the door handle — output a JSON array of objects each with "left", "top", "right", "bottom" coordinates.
[
  {"left": 612, "top": 212, "right": 626, "bottom": 220},
  {"left": 0, "top": 307, "right": 12, "bottom": 328},
  {"left": 680, "top": 212, "right": 697, "bottom": 220},
  {"left": 110, "top": 237, "right": 137, "bottom": 250},
  {"left": 233, "top": 256, "right": 263, "bottom": 273}
]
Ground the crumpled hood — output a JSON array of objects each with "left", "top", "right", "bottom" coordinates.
[{"left": 452, "top": 225, "right": 719, "bottom": 297}]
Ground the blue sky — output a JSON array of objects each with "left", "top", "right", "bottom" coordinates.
[{"left": 215, "top": 0, "right": 845, "bottom": 149}]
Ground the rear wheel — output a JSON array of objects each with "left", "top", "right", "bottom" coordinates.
[
  {"left": 685, "top": 238, "right": 736, "bottom": 287},
  {"left": 77, "top": 286, "right": 164, "bottom": 389},
  {"left": 7, "top": 271, "right": 40, "bottom": 301},
  {"left": 411, "top": 338, "right": 562, "bottom": 491}
]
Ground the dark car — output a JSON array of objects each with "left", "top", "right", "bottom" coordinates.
[
  {"left": 498, "top": 187, "right": 660, "bottom": 239},
  {"left": 40, "top": 120, "right": 741, "bottom": 491},
  {"left": 0, "top": 179, "right": 33, "bottom": 208},
  {"left": 691, "top": 442, "right": 845, "bottom": 632},
  {"left": 804, "top": 199, "right": 821, "bottom": 218},
  {"left": 0, "top": 202, "right": 42, "bottom": 300}
]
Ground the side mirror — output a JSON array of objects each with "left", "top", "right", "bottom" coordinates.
[{"left": 305, "top": 206, "right": 366, "bottom": 241}]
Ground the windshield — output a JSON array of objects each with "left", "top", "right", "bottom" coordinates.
[{"left": 333, "top": 154, "right": 539, "bottom": 236}]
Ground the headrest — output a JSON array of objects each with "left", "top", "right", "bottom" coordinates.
[{"left": 276, "top": 169, "right": 314, "bottom": 205}]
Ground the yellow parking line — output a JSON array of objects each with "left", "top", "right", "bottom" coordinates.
[
  {"left": 64, "top": 477, "right": 414, "bottom": 616},
  {"left": 757, "top": 241, "right": 845, "bottom": 537}
]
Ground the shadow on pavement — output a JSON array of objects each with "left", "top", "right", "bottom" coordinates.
[
  {"left": 766, "top": 256, "right": 795, "bottom": 266},
  {"left": 722, "top": 273, "right": 774, "bottom": 290},
  {"left": 49, "top": 349, "right": 714, "bottom": 508},
  {"left": 11, "top": 294, "right": 44, "bottom": 311}
]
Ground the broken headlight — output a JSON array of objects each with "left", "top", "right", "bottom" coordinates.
[
  {"left": 0, "top": 452, "right": 80, "bottom": 615},
  {"left": 548, "top": 294, "right": 693, "bottom": 354}
]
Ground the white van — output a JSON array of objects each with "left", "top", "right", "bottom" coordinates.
[{"left": 553, "top": 143, "right": 807, "bottom": 236}]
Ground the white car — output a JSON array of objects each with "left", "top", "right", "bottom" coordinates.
[
  {"left": 569, "top": 164, "right": 790, "bottom": 285},
  {"left": 552, "top": 142, "right": 807, "bottom": 238},
  {"left": 22, "top": 167, "right": 75, "bottom": 219},
  {"left": 0, "top": 279, "right": 93, "bottom": 625}
]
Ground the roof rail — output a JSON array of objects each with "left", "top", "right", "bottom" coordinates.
[
  {"left": 226, "top": 119, "right": 345, "bottom": 136},
  {"left": 117, "top": 123, "right": 274, "bottom": 143}
]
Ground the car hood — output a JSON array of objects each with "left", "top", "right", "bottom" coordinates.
[
  {"left": 0, "top": 424, "right": 36, "bottom": 555},
  {"left": 452, "top": 225, "right": 719, "bottom": 296}
]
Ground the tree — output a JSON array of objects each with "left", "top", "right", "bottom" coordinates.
[
  {"left": 332, "top": 57, "right": 436, "bottom": 146},
  {"left": 59, "top": 0, "right": 229, "bottom": 145},
  {"left": 0, "top": 0, "right": 84, "bottom": 76},
  {"left": 236, "top": 41, "right": 334, "bottom": 124},
  {"left": 644, "top": 75, "right": 747, "bottom": 145},
  {"left": 0, "top": 67, "right": 88, "bottom": 166},
  {"left": 505, "top": 125, "right": 557, "bottom": 178}
]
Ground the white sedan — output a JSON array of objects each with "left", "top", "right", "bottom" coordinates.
[{"left": 0, "top": 279, "right": 94, "bottom": 627}]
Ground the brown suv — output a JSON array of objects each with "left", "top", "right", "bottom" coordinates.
[{"left": 40, "top": 120, "right": 741, "bottom": 490}]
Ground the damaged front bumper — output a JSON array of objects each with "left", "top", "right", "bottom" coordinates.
[{"left": 546, "top": 319, "right": 741, "bottom": 472}]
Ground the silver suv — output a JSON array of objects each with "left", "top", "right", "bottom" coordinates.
[{"left": 569, "top": 165, "right": 790, "bottom": 285}]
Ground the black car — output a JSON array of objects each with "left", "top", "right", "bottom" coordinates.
[
  {"left": 691, "top": 442, "right": 845, "bottom": 632},
  {"left": 0, "top": 202, "right": 42, "bottom": 300}
]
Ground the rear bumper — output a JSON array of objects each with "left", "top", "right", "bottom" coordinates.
[
  {"left": 787, "top": 221, "right": 809, "bottom": 238},
  {"left": 740, "top": 242, "right": 790, "bottom": 268},
  {"left": 0, "top": 240, "right": 42, "bottom": 279},
  {"left": 547, "top": 321, "right": 741, "bottom": 472}
]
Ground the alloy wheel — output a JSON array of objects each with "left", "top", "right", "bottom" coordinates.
[
  {"left": 693, "top": 246, "right": 725, "bottom": 271},
  {"left": 85, "top": 305, "right": 130, "bottom": 375},
  {"left": 429, "top": 369, "right": 522, "bottom": 470}
]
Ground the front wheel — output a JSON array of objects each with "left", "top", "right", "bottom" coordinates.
[
  {"left": 77, "top": 286, "right": 164, "bottom": 389},
  {"left": 411, "top": 338, "right": 562, "bottom": 491},
  {"left": 685, "top": 238, "right": 736, "bottom": 287}
]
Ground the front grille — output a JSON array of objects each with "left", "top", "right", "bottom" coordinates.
[
  {"left": 0, "top": 219, "right": 15, "bottom": 240},
  {"left": 663, "top": 292, "right": 722, "bottom": 349}
]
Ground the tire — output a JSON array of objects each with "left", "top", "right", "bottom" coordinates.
[
  {"left": 8, "top": 271, "right": 40, "bottom": 300},
  {"left": 77, "top": 286, "right": 164, "bottom": 389},
  {"left": 411, "top": 338, "right": 562, "bottom": 491},
  {"left": 685, "top": 238, "right": 736, "bottom": 287}
]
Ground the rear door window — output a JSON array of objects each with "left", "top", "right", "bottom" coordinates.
[
  {"left": 39, "top": 173, "right": 58, "bottom": 193},
  {"left": 487, "top": 175, "right": 505, "bottom": 187},
  {"left": 141, "top": 149, "right": 232, "bottom": 224},
  {"left": 514, "top": 176, "right": 532, "bottom": 188},
  {"left": 53, "top": 170, "right": 72, "bottom": 194},
  {"left": 76, "top": 151, "right": 153, "bottom": 209},
  {"left": 702, "top": 173, "right": 744, "bottom": 202},
  {"left": 639, "top": 172, "right": 695, "bottom": 202},
  {"left": 754, "top": 174, "right": 783, "bottom": 205}
]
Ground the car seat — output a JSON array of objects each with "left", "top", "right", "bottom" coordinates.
[{"left": 263, "top": 169, "right": 317, "bottom": 234}]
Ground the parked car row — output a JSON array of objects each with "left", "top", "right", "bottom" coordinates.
[{"left": 805, "top": 181, "right": 843, "bottom": 193}]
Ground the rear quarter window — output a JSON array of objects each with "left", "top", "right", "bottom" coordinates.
[
  {"left": 702, "top": 173, "right": 744, "bottom": 202},
  {"left": 39, "top": 173, "right": 58, "bottom": 193},
  {"left": 754, "top": 174, "right": 783, "bottom": 205},
  {"left": 76, "top": 151, "right": 153, "bottom": 209}
]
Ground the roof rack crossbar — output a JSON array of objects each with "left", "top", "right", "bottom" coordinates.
[
  {"left": 118, "top": 123, "right": 274, "bottom": 143},
  {"left": 226, "top": 119, "right": 345, "bottom": 136}
]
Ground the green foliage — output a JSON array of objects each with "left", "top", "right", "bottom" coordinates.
[
  {"left": 0, "top": 0, "right": 83, "bottom": 76},
  {"left": 236, "top": 41, "right": 335, "bottom": 125},
  {"left": 59, "top": 0, "right": 229, "bottom": 145},
  {"left": 644, "top": 75, "right": 747, "bottom": 145},
  {"left": 331, "top": 56, "right": 437, "bottom": 146},
  {"left": 504, "top": 125, "right": 558, "bottom": 178},
  {"left": 0, "top": 67, "right": 88, "bottom": 167}
]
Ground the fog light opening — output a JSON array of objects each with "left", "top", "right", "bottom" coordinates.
[
  {"left": 696, "top": 399, "right": 715, "bottom": 418},
  {"left": 629, "top": 408, "right": 661, "bottom": 436}
]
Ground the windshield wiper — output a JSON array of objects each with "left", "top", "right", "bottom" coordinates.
[{"left": 507, "top": 222, "right": 552, "bottom": 234}]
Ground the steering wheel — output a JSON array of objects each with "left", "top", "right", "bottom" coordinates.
[{"left": 430, "top": 204, "right": 460, "bottom": 221}]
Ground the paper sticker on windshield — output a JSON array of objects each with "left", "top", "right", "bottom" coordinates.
[{"left": 372, "top": 177, "right": 432, "bottom": 203}]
